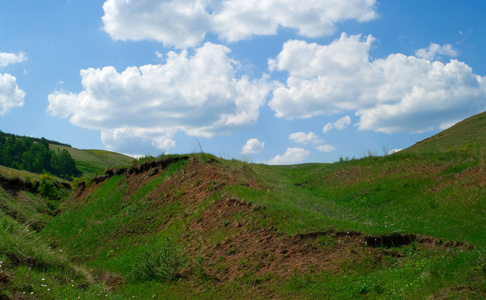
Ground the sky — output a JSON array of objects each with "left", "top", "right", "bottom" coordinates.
[{"left": 1, "top": 0, "right": 486, "bottom": 164}]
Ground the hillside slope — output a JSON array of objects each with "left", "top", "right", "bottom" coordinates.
[
  {"left": 405, "top": 110, "right": 486, "bottom": 154},
  {"left": 42, "top": 150, "right": 486, "bottom": 298},
  {"left": 2, "top": 111, "right": 486, "bottom": 298},
  {"left": 49, "top": 144, "right": 134, "bottom": 177}
]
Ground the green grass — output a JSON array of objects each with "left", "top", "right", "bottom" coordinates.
[
  {"left": 403, "top": 112, "right": 486, "bottom": 154},
  {"left": 49, "top": 144, "right": 134, "bottom": 178},
  {"left": 42, "top": 151, "right": 485, "bottom": 298},
  {"left": 223, "top": 152, "right": 486, "bottom": 247},
  {"left": 279, "top": 248, "right": 486, "bottom": 299},
  {"left": 0, "top": 211, "right": 116, "bottom": 299},
  {"left": 2, "top": 113, "right": 486, "bottom": 298}
]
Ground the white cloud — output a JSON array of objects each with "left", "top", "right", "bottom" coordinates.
[
  {"left": 322, "top": 122, "right": 333, "bottom": 133},
  {"left": 155, "top": 51, "right": 163, "bottom": 59},
  {"left": 439, "top": 120, "right": 459, "bottom": 130},
  {"left": 323, "top": 116, "right": 351, "bottom": 133},
  {"left": 0, "top": 73, "right": 25, "bottom": 116},
  {"left": 267, "top": 147, "right": 310, "bottom": 165},
  {"left": 269, "top": 33, "right": 486, "bottom": 133},
  {"left": 289, "top": 131, "right": 323, "bottom": 145},
  {"left": 102, "top": 0, "right": 378, "bottom": 48},
  {"left": 389, "top": 148, "right": 402, "bottom": 154},
  {"left": 152, "top": 136, "right": 176, "bottom": 151},
  {"left": 48, "top": 42, "right": 271, "bottom": 152},
  {"left": 241, "top": 138, "right": 264, "bottom": 154},
  {"left": 316, "top": 144, "right": 336, "bottom": 153},
  {"left": 102, "top": 0, "right": 211, "bottom": 48},
  {"left": 269, "top": 34, "right": 376, "bottom": 119},
  {"left": 288, "top": 131, "right": 335, "bottom": 153},
  {"left": 334, "top": 115, "right": 351, "bottom": 130},
  {"left": 415, "top": 43, "right": 458, "bottom": 61},
  {"left": 212, "top": 0, "right": 378, "bottom": 42},
  {"left": 0, "top": 51, "right": 27, "bottom": 67}
]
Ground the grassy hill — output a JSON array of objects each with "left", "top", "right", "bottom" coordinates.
[
  {"left": 1, "top": 112, "right": 486, "bottom": 299},
  {"left": 49, "top": 144, "right": 134, "bottom": 178},
  {"left": 404, "top": 111, "right": 486, "bottom": 154}
]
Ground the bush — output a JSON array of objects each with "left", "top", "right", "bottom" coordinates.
[
  {"left": 130, "top": 236, "right": 186, "bottom": 282},
  {"left": 38, "top": 174, "right": 56, "bottom": 199}
]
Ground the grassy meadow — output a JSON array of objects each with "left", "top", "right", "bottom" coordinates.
[{"left": 1, "top": 113, "right": 486, "bottom": 298}]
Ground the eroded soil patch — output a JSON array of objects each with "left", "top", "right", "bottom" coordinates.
[{"left": 184, "top": 197, "right": 472, "bottom": 287}]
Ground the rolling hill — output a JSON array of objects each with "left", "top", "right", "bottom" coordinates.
[
  {"left": 49, "top": 144, "right": 134, "bottom": 178},
  {"left": 1, "top": 112, "right": 486, "bottom": 299}
]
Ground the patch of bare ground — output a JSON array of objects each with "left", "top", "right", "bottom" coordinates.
[
  {"left": 94, "top": 270, "right": 124, "bottom": 290},
  {"left": 184, "top": 197, "right": 473, "bottom": 288},
  {"left": 427, "top": 285, "right": 486, "bottom": 299},
  {"left": 437, "top": 167, "right": 486, "bottom": 192}
]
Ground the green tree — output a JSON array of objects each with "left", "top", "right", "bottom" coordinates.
[
  {"left": 22, "top": 143, "right": 51, "bottom": 173},
  {"left": 51, "top": 149, "right": 79, "bottom": 178}
]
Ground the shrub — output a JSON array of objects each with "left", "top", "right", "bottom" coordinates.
[
  {"left": 130, "top": 236, "right": 186, "bottom": 282},
  {"left": 38, "top": 174, "right": 56, "bottom": 199}
]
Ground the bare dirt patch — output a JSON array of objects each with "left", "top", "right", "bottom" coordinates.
[{"left": 184, "top": 196, "right": 475, "bottom": 287}]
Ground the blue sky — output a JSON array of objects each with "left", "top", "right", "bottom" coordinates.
[{"left": 1, "top": 0, "right": 486, "bottom": 164}]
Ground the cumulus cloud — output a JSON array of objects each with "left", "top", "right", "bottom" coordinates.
[
  {"left": 241, "top": 138, "right": 264, "bottom": 154},
  {"left": 289, "top": 131, "right": 323, "bottom": 145},
  {"left": 269, "top": 33, "right": 486, "bottom": 133},
  {"left": 322, "top": 122, "right": 333, "bottom": 133},
  {"left": 0, "top": 51, "right": 27, "bottom": 67},
  {"left": 48, "top": 42, "right": 271, "bottom": 152},
  {"left": 267, "top": 147, "right": 310, "bottom": 165},
  {"left": 415, "top": 43, "right": 458, "bottom": 61},
  {"left": 212, "top": 0, "right": 378, "bottom": 42},
  {"left": 102, "top": 0, "right": 377, "bottom": 48},
  {"left": 0, "top": 73, "right": 25, "bottom": 116},
  {"left": 322, "top": 116, "right": 351, "bottom": 132},
  {"left": 289, "top": 131, "right": 336, "bottom": 153},
  {"left": 316, "top": 144, "right": 336, "bottom": 153},
  {"left": 334, "top": 115, "right": 351, "bottom": 130},
  {"left": 102, "top": 0, "right": 211, "bottom": 49}
]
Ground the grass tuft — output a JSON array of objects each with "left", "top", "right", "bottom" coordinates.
[{"left": 129, "top": 236, "right": 186, "bottom": 282}]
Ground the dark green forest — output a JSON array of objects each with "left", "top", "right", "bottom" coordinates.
[{"left": 0, "top": 131, "right": 80, "bottom": 179}]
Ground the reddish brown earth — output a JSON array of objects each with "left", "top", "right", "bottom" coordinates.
[{"left": 71, "top": 157, "right": 475, "bottom": 293}]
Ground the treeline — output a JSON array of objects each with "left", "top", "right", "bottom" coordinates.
[
  {"left": 0, "top": 132, "right": 72, "bottom": 147},
  {"left": 0, "top": 131, "right": 80, "bottom": 179}
]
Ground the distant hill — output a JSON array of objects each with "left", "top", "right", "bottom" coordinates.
[
  {"left": 0, "top": 131, "right": 133, "bottom": 179},
  {"left": 49, "top": 144, "right": 134, "bottom": 178},
  {"left": 0, "top": 131, "right": 72, "bottom": 147}
]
